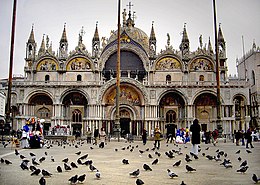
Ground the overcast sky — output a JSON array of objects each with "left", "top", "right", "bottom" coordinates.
[{"left": 0, "top": 0, "right": 259, "bottom": 79}]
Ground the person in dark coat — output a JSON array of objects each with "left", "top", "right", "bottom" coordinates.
[
  {"left": 142, "top": 128, "right": 147, "bottom": 145},
  {"left": 190, "top": 119, "right": 201, "bottom": 155},
  {"left": 245, "top": 127, "right": 254, "bottom": 148}
]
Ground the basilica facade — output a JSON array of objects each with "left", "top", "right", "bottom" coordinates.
[{"left": 7, "top": 9, "right": 255, "bottom": 137}]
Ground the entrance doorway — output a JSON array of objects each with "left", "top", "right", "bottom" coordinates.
[
  {"left": 120, "top": 118, "right": 130, "bottom": 136},
  {"left": 72, "top": 123, "right": 82, "bottom": 137},
  {"left": 201, "top": 124, "right": 207, "bottom": 132}
]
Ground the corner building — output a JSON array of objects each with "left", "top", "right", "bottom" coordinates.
[{"left": 9, "top": 9, "right": 257, "bottom": 137}]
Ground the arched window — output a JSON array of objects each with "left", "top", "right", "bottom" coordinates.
[
  {"left": 199, "top": 75, "right": 204, "bottom": 81},
  {"left": 166, "top": 75, "right": 171, "bottom": 83},
  {"left": 72, "top": 109, "right": 82, "bottom": 122},
  {"left": 77, "top": 74, "right": 82, "bottom": 81},
  {"left": 166, "top": 110, "right": 176, "bottom": 123},
  {"left": 45, "top": 75, "right": 50, "bottom": 82}
]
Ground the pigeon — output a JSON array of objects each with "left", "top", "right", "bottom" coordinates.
[
  {"left": 20, "top": 155, "right": 26, "bottom": 159},
  {"left": 236, "top": 166, "right": 249, "bottom": 173},
  {"left": 44, "top": 151, "right": 48, "bottom": 156},
  {"left": 173, "top": 160, "right": 181, "bottom": 167},
  {"left": 39, "top": 176, "right": 46, "bottom": 185},
  {"left": 32, "top": 159, "right": 40, "bottom": 166},
  {"left": 129, "top": 169, "right": 140, "bottom": 177},
  {"left": 139, "top": 150, "right": 145, "bottom": 154},
  {"left": 20, "top": 161, "right": 29, "bottom": 170},
  {"left": 51, "top": 156, "right": 55, "bottom": 162},
  {"left": 39, "top": 157, "right": 46, "bottom": 163},
  {"left": 246, "top": 149, "right": 252, "bottom": 154},
  {"left": 30, "top": 165, "right": 37, "bottom": 172},
  {"left": 167, "top": 169, "right": 178, "bottom": 178},
  {"left": 240, "top": 160, "right": 247, "bottom": 167},
  {"left": 79, "top": 154, "right": 88, "bottom": 160},
  {"left": 71, "top": 162, "right": 78, "bottom": 168},
  {"left": 136, "top": 178, "right": 144, "bottom": 185},
  {"left": 148, "top": 154, "right": 153, "bottom": 158},
  {"left": 152, "top": 158, "right": 159, "bottom": 165},
  {"left": 42, "top": 169, "right": 52, "bottom": 177},
  {"left": 89, "top": 164, "right": 97, "bottom": 172},
  {"left": 68, "top": 174, "right": 78, "bottom": 184},
  {"left": 57, "top": 166, "right": 62, "bottom": 173},
  {"left": 95, "top": 170, "right": 101, "bottom": 179},
  {"left": 31, "top": 168, "right": 41, "bottom": 176},
  {"left": 252, "top": 174, "right": 260, "bottom": 183},
  {"left": 205, "top": 147, "right": 209, "bottom": 150},
  {"left": 180, "top": 181, "right": 187, "bottom": 185},
  {"left": 30, "top": 152, "right": 36, "bottom": 157},
  {"left": 235, "top": 150, "right": 240, "bottom": 154},
  {"left": 143, "top": 163, "right": 152, "bottom": 171},
  {"left": 15, "top": 149, "right": 19, "bottom": 155},
  {"left": 62, "top": 158, "right": 69, "bottom": 163},
  {"left": 237, "top": 157, "right": 242, "bottom": 162},
  {"left": 75, "top": 151, "right": 81, "bottom": 155},
  {"left": 185, "top": 157, "right": 192, "bottom": 163},
  {"left": 186, "top": 165, "right": 196, "bottom": 172},
  {"left": 0, "top": 158, "right": 4, "bottom": 163},
  {"left": 84, "top": 160, "right": 93, "bottom": 166},
  {"left": 5, "top": 159, "right": 12, "bottom": 165},
  {"left": 77, "top": 158, "right": 82, "bottom": 165},
  {"left": 77, "top": 174, "right": 86, "bottom": 183},
  {"left": 122, "top": 159, "right": 129, "bottom": 164},
  {"left": 64, "top": 163, "right": 72, "bottom": 171}
]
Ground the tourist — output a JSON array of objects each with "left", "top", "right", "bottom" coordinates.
[
  {"left": 99, "top": 127, "right": 106, "bottom": 148},
  {"left": 154, "top": 127, "right": 161, "bottom": 149},
  {"left": 245, "top": 127, "right": 254, "bottom": 148},
  {"left": 142, "top": 128, "right": 147, "bottom": 145},
  {"left": 212, "top": 129, "right": 219, "bottom": 146},
  {"left": 235, "top": 130, "right": 242, "bottom": 146},
  {"left": 93, "top": 128, "right": 99, "bottom": 145},
  {"left": 190, "top": 119, "right": 201, "bottom": 156},
  {"left": 86, "top": 127, "right": 92, "bottom": 144}
]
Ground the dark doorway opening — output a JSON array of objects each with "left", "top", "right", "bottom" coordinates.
[
  {"left": 72, "top": 124, "right": 82, "bottom": 136},
  {"left": 43, "top": 123, "right": 51, "bottom": 136},
  {"left": 201, "top": 124, "right": 207, "bottom": 132},
  {"left": 120, "top": 118, "right": 130, "bottom": 136}
]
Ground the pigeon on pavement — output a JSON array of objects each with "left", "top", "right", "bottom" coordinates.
[
  {"left": 252, "top": 174, "right": 260, "bottom": 183},
  {"left": 39, "top": 176, "right": 46, "bottom": 185},
  {"left": 167, "top": 169, "right": 178, "bottom": 178},
  {"left": 136, "top": 178, "right": 144, "bottom": 185},
  {"left": 129, "top": 169, "right": 140, "bottom": 177},
  {"left": 143, "top": 164, "right": 152, "bottom": 171},
  {"left": 186, "top": 165, "right": 196, "bottom": 172}
]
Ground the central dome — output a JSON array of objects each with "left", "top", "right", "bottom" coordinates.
[{"left": 108, "top": 26, "right": 149, "bottom": 51}]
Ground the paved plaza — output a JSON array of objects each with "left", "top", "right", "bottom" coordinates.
[{"left": 0, "top": 138, "right": 259, "bottom": 185}]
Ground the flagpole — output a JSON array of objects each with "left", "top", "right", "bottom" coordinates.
[
  {"left": 115, "top": 0, "right": 121, "bottom": 142},
  {"left": 5, "top": 0, "right": 17, "bottom": 133},
  {"left": 213, "top": 0, "right": 221, "bottom": 126}
]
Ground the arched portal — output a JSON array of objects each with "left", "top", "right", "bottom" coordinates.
[
  {"left": 194, "top": 93, "right": 217, "bottom": 131},
  {"left": 62, "top": 92, "right": 88, "bottom": 137}
]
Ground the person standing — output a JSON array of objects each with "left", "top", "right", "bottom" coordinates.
[
  {"left": 142, "top": 128, "right": 147, "bottom": 145},
  {"left": 245, "top": 127, "right": 254, "bottom": 148},
  {"left": 99, "top": 127, "right": 106, "bottom": 148},
  {"left": 93, "top": 128, "right": 99, "bottom": 145},
  {"left": 212, "top": 129, "right": 219, "bottom": 146},
  {"left": 190, "top": 119, "right": 201, "bottom": 156},
  {"left": 154, "top": 127, "right": 161, "bottom": 149},
  {"left": 86, "top": 127, "right": 92, "bottom": 144}
]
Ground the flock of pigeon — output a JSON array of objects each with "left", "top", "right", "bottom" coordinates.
[{"left": 0, "top": 139, "right": 259, "bottom": 185}]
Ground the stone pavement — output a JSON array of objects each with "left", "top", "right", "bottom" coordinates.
[{"left": 0, "top": 138, "right": 259, "bottom": 185}]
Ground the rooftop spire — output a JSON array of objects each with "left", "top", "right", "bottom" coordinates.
[
  {"left": 28, "top": 24, "right": 35, "bottom": 43},
  {"left": 126, "top": 2, "right": 134, "bottom": 27},
  {"left": 218, "top": 23, "right": 225, "bottom": 42},
  {"left": 93, "top": 21, "right": 100, "bottom": 41},
  {"left": 182, "top": 23, "right": 189, "bottom": 42},
  {"left": 60, "top": 23, "right": 68, "bottom": 43},
  {"left": 208, "top": 37, "right": 213, "bottom": 53},
  {"left": 150, "top": 21, "right": 156, "bottom": 40},
  {"left": 38, "top": 34, "right": 46, "bottom": 55}
]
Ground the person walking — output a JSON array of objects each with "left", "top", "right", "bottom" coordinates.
[
  {"left": 154, "top": 127, "right": 161, "bottom": 149},
  {"left": 190, "top": 119, "right": 201, "bottom": 156},
  {"left": 212, "top": 129, "right": 219, "bottom": 146},
  {"left": 245, "top": 127, "right": 254, "bottom": 148},
  {"left": 142, "top": 128, "right": 147, "bottom": 145},
  {"left": 99, "top": 127, "right": 106, "bottom": 148}
]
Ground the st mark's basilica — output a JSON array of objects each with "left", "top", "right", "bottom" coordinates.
[{"left": 3, "top": 6, "right": 259, "bottom": 138}]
